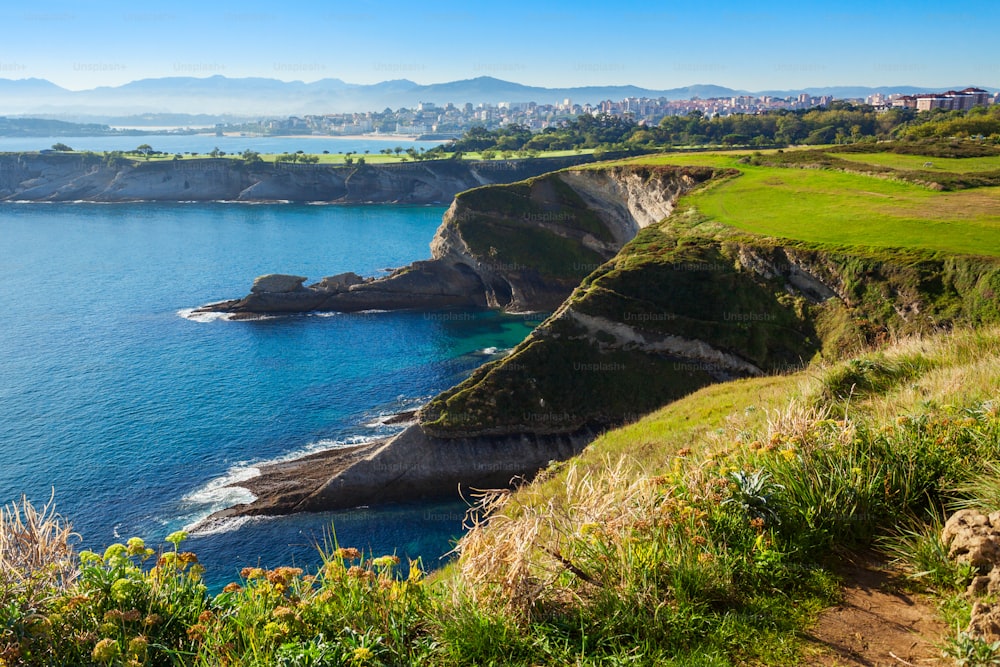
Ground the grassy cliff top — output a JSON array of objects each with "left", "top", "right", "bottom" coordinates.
[
  {"left": 600, "top": 144, "right": 1000, "bottom": 258},
  {"left": 454, "top": 323, "right": 1000, "bottom": 664}
]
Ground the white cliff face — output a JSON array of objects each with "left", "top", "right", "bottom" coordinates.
[{"left": 556, "top": 168, "right": 689, "bottom": 244}]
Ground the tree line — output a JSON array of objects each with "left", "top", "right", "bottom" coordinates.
[{"left": 425, "top": 103, "right": 1000, "bottom": 156}]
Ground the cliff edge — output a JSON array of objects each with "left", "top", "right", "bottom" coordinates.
[{"left": 195, "top": 165, "right": 726, "bottom": 316}]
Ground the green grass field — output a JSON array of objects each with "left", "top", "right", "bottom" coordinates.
[
  {"left": 684, "top": 165, "right": 1000, "bottom": 257},
  {"left": 831, "top": 152, "right": 1000, "bottom": 173},
  {"left": 593, "top": 147, "right": 1000, "bottom": 258}
]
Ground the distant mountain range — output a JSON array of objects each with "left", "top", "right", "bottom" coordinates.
[{"left": 0, "top": 75, "right": 995, "bottom": 122}]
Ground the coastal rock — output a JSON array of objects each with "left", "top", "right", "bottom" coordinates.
[
  {"left": 250, "top": 274, "right": 308, "bottom": 294},
  {"left": 970, "top": 602, "right": 1000, "bottom": 642},
  {"left": 940, "top": 510, "right": 1000, "bottom": 640},
  {"left": 202, "top": 423, "right": 595, "bottom": 522},
  {"left": 314, "top": 272, "right": 365, "bottom": 292},
  {"left": 0, "top": 152, "right": 601, "bottom": 203},
  {"left": 199, "top": 164, "right": 723, "bottom": 318},
  {"left": 968, "top": 567, "right": 1000, "bottom": 597}
]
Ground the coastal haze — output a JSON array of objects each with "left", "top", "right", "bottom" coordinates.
[{"left": 2, "top": 76, "right": 985, "bottom": 118}]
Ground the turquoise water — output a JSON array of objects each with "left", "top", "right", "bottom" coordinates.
[{"left": 0, "top": 203, "right": 541, "bottom": 588}]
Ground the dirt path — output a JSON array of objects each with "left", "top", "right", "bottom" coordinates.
[{"left": 804, "top": 555, "right": 948, "bottom": 666}]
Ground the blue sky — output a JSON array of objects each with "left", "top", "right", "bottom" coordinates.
[{"left": 1, "top": 0, "right": 996, "bottom": 91}]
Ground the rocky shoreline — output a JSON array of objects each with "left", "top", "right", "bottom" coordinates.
[
  {"left": 188, "top": 164, "right": 731, "bottom": 522},
  {"left": 196, "top": 424, "right": 595, "bottom": 529}
]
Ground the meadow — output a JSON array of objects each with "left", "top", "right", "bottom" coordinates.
[{"left": 604, "top": 147, "right": 1000, "bottom": 257}]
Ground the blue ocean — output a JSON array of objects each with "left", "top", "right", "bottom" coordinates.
[{"left": 0, "top": 202, "right": 540, "bottom": 588}]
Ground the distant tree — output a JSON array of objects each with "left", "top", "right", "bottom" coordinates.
[
  {"left": 51, "top": 143, "right": 73, "bottom": 152},
  {"left": 394, "top": 146, "right": 403, "bottom": 155},
  {"left": 357, "top": 156, "right": 365, "bottom": 165},
  {"left": 209, "top": 147, "right": 221, "bottom": 158}
]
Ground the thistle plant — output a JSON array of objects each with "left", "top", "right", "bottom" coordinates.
[{"left": 722, "top": 469, "right": 784, "bottom": 526}]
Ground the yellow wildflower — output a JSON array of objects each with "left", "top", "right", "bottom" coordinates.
[
  {"left": 92, "top": 638, "right": 120, "bottom": 663},
  {"left": 352, "top": 646, "right": 373, "bottom": 663},
  {"left": 127, "top": 636, "right": 148, "bottom": 659},
  {"left": 335, "top": 547, "right": 362, "bottom": 560},
  {"left": 103, "top": 543, "right": 127, "bottom": 561},
  {"left": 126, "top": 537, "right": 146, "bottom": 556},
  {"left": 165, "top": 530, "right": 188, "bottom": 547}
]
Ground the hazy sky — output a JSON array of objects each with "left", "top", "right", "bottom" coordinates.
[{"left": 1, "top": 0, "right": 996, "bottom": 91}]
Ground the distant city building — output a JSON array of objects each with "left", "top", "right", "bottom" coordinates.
[
  {"left": 231, "top": 85, "right": 996, "bottom": 139},
  {"left": 892, "top": 88, "right": 992, "bottom": 111}
]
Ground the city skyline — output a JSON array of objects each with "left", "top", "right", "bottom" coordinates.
[{"left": 0, "top": 0, "right": 997, "bottom": 92}]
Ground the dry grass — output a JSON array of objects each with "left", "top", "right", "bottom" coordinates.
[
  {"left": 452, "top": 325, "right": 1000, "bottom": 623},
  {"left": 0, "top": 495, "right": 77, "bottom": 602},
  {"left": 457, "top": 457, "right": 671, "bottom": 619}
]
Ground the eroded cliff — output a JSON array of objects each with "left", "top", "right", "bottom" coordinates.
[
  {"left": 198, "top": 164, "right": 726, "bottom": 316},
  {"left": 203, "top": 156, "right": 1000, "bottom": 520},
  {"left": 0, "top": 152, "right": 597, "bottom": 203}
]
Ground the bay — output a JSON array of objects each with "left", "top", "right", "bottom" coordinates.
[{"left": 0, "top": 202, "right": 540, "bottom": 588}]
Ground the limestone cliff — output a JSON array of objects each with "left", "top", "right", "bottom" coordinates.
[
  {"left": 419, "top": 216, "right": 1000, "bottom": 438},
  {"left": 198, "top": 165, "right": 726, "bottom": 316},
  {"left": 202, "top": 157, "right": 1000, "bottom": 520},
  {"left": 0, "top": 152, "right": 597, "bottom": 203}
]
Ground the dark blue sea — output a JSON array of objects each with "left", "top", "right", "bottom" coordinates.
[{"left": 0, "top": 202, "right": 540, "bottom": 588}]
